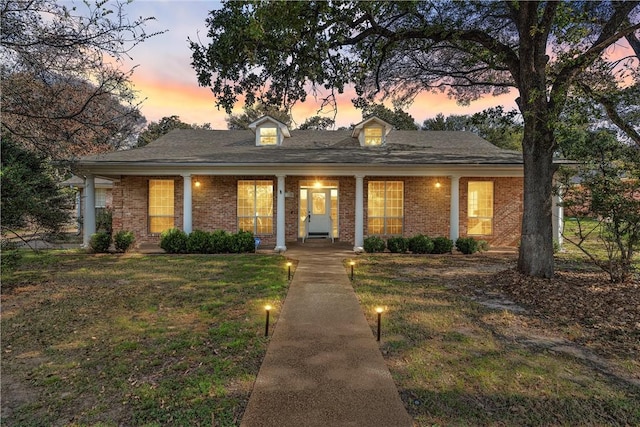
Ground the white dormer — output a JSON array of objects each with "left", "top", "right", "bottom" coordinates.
[
  {"left": 351, "top": 116, "right": 393, "bottom": 147},
  {"left": 248, "top": 115, "right": 291, "bottom": 146}
]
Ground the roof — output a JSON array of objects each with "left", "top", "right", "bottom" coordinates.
[{"left": 77, "top": 129, "right": 523, "bottom": 167}]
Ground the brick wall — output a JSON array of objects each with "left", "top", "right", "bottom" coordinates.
[{"left": 110, "top": 174, "right": 523, "bottom": 248}]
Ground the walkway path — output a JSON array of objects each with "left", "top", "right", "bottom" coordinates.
[{"left": 241, "top": 242, "right": 413, "bottom": 427}]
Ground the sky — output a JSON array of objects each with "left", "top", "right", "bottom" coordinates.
[{"left": 114, "top": 0, "right": 519, "bottom": 129}]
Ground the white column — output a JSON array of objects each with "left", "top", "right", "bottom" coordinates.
[
  {"left": 552, "top": 186, "right": 564, "bottom": 250},
  {"left": 354, "top": 174, "right": 365, "bottom": 252},
  {"left": 275, "top": 174, "right": 287, "bottom": 252},
  {"left": 182, "top": 174, "right": 193, "bottom": 234},
  {"left": 449, "top": 175, "right": 460, "bottom": 241},
  {"left": 83, "top": 174, "right": 96, "bottom": 247}
]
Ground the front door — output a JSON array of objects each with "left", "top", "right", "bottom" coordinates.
[{"left": 308, "top": 189, "right": 331, "bottom": 235}]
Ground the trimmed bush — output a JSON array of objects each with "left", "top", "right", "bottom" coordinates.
[
  {"left": 113, "top": 230, "right": 135, "bottom": 253},
  {"left": 432, "top": 236, "right": 454, "bottom": 254},
  {"left": 387, "top": 236, "right": 409, "bottom": 253},
  {"left": 456, "top": 237, "right": 479, "bottom": 255},
  {"left": 187, "top": 230, "right": 211, "bottom": 253},
  {"left": 363, "top": 236, "right": 386, "bottom": 253},
  {"left": 209, "top": 230, "right": 231, "bottom": 253},
  {"left": 160, "top": 228, "right": 188, "bottom": 254},
  {"left": 478, "top": 240, "right": 490, "bottom": 252},
  {"left": 229, "top": 230, "right": 255, "bottom": 253},
  {"left": 408, "top": 234, "right": 434, "bottom": 254},
  {"left": 90, "top": 232, "right": 111, "bottom": 253}
]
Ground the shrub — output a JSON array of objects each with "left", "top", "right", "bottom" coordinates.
[
  {"left": 432, "top": 236, "right": 454, "bottom": 254},
  {"left": 456, "top": 237, "right": 479, "bottom": 255},
  {"left": 209, "top": 230, "right": 231, "bottom": 253},
  {"left": 113, "top": 230, "right": 135, "bottom": 253},
  {"left": 229, "top": 230, "right": 255, "bottom": 253},
  {"left": 0, "top": 240, "right": 21, "bottom": 271},
  {"left": 96, "top": 208, "right": 113, "bottom": 235},
  {"left": 90, "top": 232, "right": 111, "bottom": 253},
  {"left": 408, "top": 234, "right": 434, "bottom": 254},
  {"left": 387, "top": 236, "right": 409, "bottom": 253},
  {"left": 187, "top": 230, "right": 211, "bottom": 253},
  {"left": 363, "top": 236, "right": 386, "bottom": 253},
  {"left": 160, "top": 228, "right": 188, "bottom": 254},
  {"left": 478, "top": 240, "right": 490, "bottom": 252}
]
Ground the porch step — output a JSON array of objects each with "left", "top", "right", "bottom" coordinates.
[{"left": 307, "top": 232, "right": 331, "bottom": 239}]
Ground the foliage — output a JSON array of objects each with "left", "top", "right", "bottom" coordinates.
[
  {"left": 456, "top": 237, "right": 479, "bottom": 255},
  {"left": 226, "top": 103, "right": 291, "bottom": 130},
  {"left": 160, "top": 228, "right": 188, "bottom": 254},
  {"left": 478, "top": 240, "right": 490, "bottom": 252},
  {"left": 113, "top": 230, "right": 135, "bottom": 253},
  {"left": 0, "top": 0, "right": 157, "bottom": 159},
  {"left": 209, "top": 229, "right": 231, "bottom": 253},
  {"left": 361, "top": 103, "right": 418, "bottom": 130},
  {"left": 408, "top": 234, "right": 434, "bottom": 254},
  {"left": 190, "top": 1, "right": 640, "bottom": 278},
  {"left": 386, "top": 236, "right": 409, "bottom": 253},
  {"left": 298, "top": 115, "right": 335, "bottom": 130},
  {"left": 136, "top": 115, "right": 208, "bottom": 147},
  {"left": 186, "top": 229, "right": 212, "bottom": 254},
  {"left": 0, "top": 135, "right": 72, "bottom": 237},
  {"left": 229, "top": 230, "right": 256, "bottom": 253},
  {"left": 432, "top": 237, "right": 454, "bottom": 254},
  {"left": 90, "top": 232, "right": 111, "bottom": 253},
  {"left": 557, "top": 129, "right": 640, "bottom": 282},
  {"left": 96, "top": 208, "right": 113, "bottom": 235},
  {"left": 363, "top": 236, "right": 386, "bottom": 253}
]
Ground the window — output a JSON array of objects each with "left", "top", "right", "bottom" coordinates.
[
  {"left": 148, "top": 180, "right": 174, "bottom": 234},
  {"left": 364, "top": 126, "right": 383, "bottom": 146},
  {"left": 468, "top": 181, "right": 493, "bottom": 235},
  {"left": 368, "top": 181, "right": 403, "bottom": 235},
  {"left": 238, "top": 180, "right": 273, "bottom": 234},
  {"left": 95, "top": 188, "right": 107, "bottom": 208},
  {"left": 259, "top": 127, "right": 278, "bottom": 145}
]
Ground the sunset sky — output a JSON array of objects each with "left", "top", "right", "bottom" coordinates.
[{"left": 117, "top": 0, "right": 520, "bottom": 129}]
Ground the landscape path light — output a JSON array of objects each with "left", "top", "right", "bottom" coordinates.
[
  {"left": 264, "top": 305, "right": 272, "bottom": 337},
  {"left": 286, "top": 261, "right": 292, "bottom": 281},
  {"left": 349, "top": 260, "right": 355, "bottom": 281},
  {"left": 375, "top": 306, "right": 384, "bottom": 341}
]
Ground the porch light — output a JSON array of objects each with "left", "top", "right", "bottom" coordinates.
[
  {"left": 195, "top": 179, "right": 201, "bottom": 188},
  {"left": 314, "top": 181, "right": 322, "bottom": 189},
  {"left": 435, "top": 181, "right": 441, "bottom": 189},
  {"left": 264, "top": 305, "right": 272, "bottom": 337},
  {"left": 375, "top": 307, "right": 384, "bottom": 341}
]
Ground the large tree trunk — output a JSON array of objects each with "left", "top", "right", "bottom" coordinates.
[{"left": 517, "top": 123, "right": 556, "bottom": 278}]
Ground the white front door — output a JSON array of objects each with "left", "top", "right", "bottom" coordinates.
[{"left": 307, "top": 189, "right": 331, "bottom": 235}]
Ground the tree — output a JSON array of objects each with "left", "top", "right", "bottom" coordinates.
[
  {"left": 136, "top": 115, "right": 211, "bottom": 147},
  {"left": 1, "top": 135, "right": 73, "bottom": 242},
  {"left": 422, "top": 113, "right": 471, "bottom": 131},
  {"left": 226, "top": 103, "right": 292, "bottom": 130},
  {"left": 299, "top": 116, "right": 336, "bottom": 130},
  {"left": 191, "top": 1, "right": 640, "bottom": 278},
  {"left": 1, "top": 0, "right": 158, "bottom": 160},
  {"left": 556, "top": 129, "right": 640, "bottom": 282},
  {"left": 470, "top": 107, "right": 523, "bottom": 151},
  {"left": 361, "top": 104, "right": 418, "bottom": 130}
]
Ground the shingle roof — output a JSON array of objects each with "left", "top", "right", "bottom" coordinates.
[{"left": 78, "top": 129, "right": 523, "bottom": 166}]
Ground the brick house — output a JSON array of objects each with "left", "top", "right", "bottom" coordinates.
[{"left": 75, "top": 116, "right": 543, "bottom": 251}]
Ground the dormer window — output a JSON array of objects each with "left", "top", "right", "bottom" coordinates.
[
  {"left": 259, "top": 127, "right": 278, "bottom": 145},
  {"left": 248, "top": 115, "right": 291, "bottom": 147},
  {"left": 364, "top": 126, "right": 383, "bottom": 146},
  {"left": 352, "top": 116, "right": 393, "bottom": 147}
]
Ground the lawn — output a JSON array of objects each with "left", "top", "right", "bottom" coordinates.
[
  {"left": 1, "top": 252, "right": 290, "bottom": 426},
  {"left": 353, "top": 248, "right": 639, "bottom": 426}
]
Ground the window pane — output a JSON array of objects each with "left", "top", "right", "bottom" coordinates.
[
  {"left": 368, "top": 217, "right": 384, "bottom": 235},
  {"left": 368, "top": 182, "right": 385, "bottom": 217},
  {"left": 238, "top": 217, "right": 255, "bottom": 232},
  {"left": 95, "top": 188, "right": 107, "bottom": 208},
  {"left": 260, "top": 127, "right": 277, "bottom": 145},
  {"left": 256, "top": 217, "right": 273, "bottom": 234},
  {"left": 255, "top": 181, "right": 273, "bottom": 216},
  {"left": 149, "top": 180, "right": 174, "bottom": 233},
  {"left": 468, "top": 182, "right": 493, "bottom": 235},
  {"left": 299, "top": 189, "right": 308, "bottom": 237},
  {"left": 331, "top": 189, "right": 338, "bottom": 238},
  {"left": 312, "top": 192, "right": 326, "bottom": 215},
  {"left": 367, "top": 181, "right": 403, "bottom": 235},
  {"left": 237, "top": 180, "right": 273, "bottom": 235},
  {"left": 364, "top": 126, "right": 383, "bottom": 146},
  {"left": 386, "top": 218, "right": 403, "bottom": 235}
]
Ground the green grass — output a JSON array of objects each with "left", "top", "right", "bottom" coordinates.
[
  {"left": 1, "top": 251, "right": 290, "bottom": 426},
  {"left": 352, "top": 255, "right": 640, "bottom": 426}
]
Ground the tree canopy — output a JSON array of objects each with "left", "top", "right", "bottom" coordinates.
[
  {"left": 136, "top": 116, "right": 211, "bottom": 147},
  {"left": 361, "top": 104, "right": 418, "bottom": 130},
  {"left": 191, "top": 1, "right": 639, "bottom": 278},
  {"left": 1, "top": 0, "right": 158, "bottom": 160},
  {"left": 226, "top": 103, "right": 292, "bottom": 130}
]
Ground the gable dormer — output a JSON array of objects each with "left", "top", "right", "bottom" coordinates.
[
  {"left": 351, "top": 116, "right": 393, "bottom": 147},
  {"left": 248, "top": 115, "right": 291, "bottom": 146}
]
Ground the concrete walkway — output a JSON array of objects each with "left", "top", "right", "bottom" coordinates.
[{"left": 241, "top": 242, "right": 413, "bottom": 427}]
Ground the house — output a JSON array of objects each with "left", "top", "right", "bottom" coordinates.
[
  {"left": 60, "top": 175, "right": 114, "bottom": 234},
  {"left": 74, "top": 115, "right": 559, "bottom": 252}
]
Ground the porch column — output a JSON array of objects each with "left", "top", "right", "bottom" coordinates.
[
  {"left": 182, "top": 174, "right": 193, "bottom": 234},
  {"left": 83, "top": 174, "right": 96, "bottom": 247},
  {"left": 449, "top": 175, "right": 460, "bottom": 241},
  {"left": 354, "top": 174, "right": 364, "bottom": 252},
  {"left": 275, "top": 174, "right": 287, "bottom": 252},
  {"left": 552, "top": 185, "right": 564, "bottom": 250}
]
